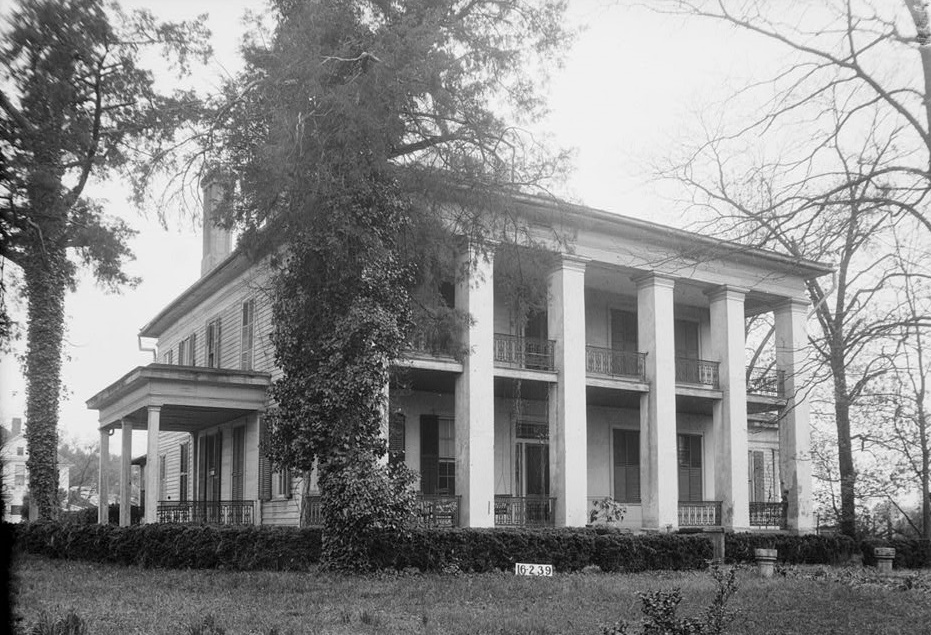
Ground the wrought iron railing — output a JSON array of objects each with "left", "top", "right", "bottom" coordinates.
[
  {"left": 302, "top": 495, "right": 324, "bottom": 527},
  {"left": 586, "top": 346, "right": 646, "bottom": 381},
  {"left": 749, "top": 502, "right": 788, "bottom": 529},
  {"left": 156, "top": 500, "right": 254, "bottom": 525},
  {"left": 493, "top": 334, "right": 555, "bottom": 371},
  {"left": 746, "top": 368, "right": 786, "bottom": 398},
  {"left": 408, "top": 324, "right": 457, "bottom": 358},
  {"left": 675, "top": 358, "right": 720, "bottom": 388},
  {"left": 494, "top": 496, "right": 556, "bottom": 527},
  {"left": 678, "top": 501, "right": 722, "bottom": 527},
  {"left": 301, "top": 494, "right": 461, "bottom": 528},
  {"left": 417, "top": 495, "right": 461, "bottom": 528}
]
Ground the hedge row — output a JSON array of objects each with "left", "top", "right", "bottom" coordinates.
[
  {"left": 60, "top": 504, "right": 144, "bottom": 526},
  {"left": 724, "top": 532, "right": 858, "bottom": 565},
  {"left": 860, "top": 538, "right": 931, "bottom": 570},
  {"left": 13, "top": 523, "right": 711, "bottom": 572}
]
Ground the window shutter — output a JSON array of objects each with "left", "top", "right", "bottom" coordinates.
[
  {"left": 258, "top": 417, "right": 272, "bottom": 501},
  {"left": 190, "top": 333, "right": 197, "bottom": 367},
  {"left": 613, "top": 430, "right": 641, "bottom": 503}
]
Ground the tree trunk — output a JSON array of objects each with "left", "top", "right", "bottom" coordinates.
[
  {"left": 832, "top": 353, "right": 857, "bottom": 538},
  {"left": 23, "top": 248, "right": 68, "bottom": 520}
]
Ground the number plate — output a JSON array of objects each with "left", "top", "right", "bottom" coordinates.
[{"left": 514, "top": 563, "right": 553, "bottom": 576}]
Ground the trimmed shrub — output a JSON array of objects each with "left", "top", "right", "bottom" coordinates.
[
  {"left": 12, "top": 522, "right": 714, "bottom": 573},
  {"left": 860, "top": 538, "right": 931, "bottom": 569},
  {"left": 724, "top": 532, "right": 856, "bottom": 565},
  {"left": 60, "top": 504, "right": 143, "bottom": 526}
]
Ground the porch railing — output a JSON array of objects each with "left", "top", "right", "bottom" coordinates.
[
  {"left": 586, "top": 346, "right": 646, "bottom": 381},
  {"left": 301, "top": 494, "right": 461, "bottom": 528},
  {"left": 494, "top": 496, "right": 556, "bottom": 527},
  {"left": 749, "top": 501, "right": 788, "bottom": 529},
  {"left": 493, "top": 334, "right": 555, "bottom": 371},
  {"left": 746, "top": 368, "right": 786, "bottom": 398},
  {"left": 156, "top": 500, "right": 254, "bottom": 525},
  {"left": 417, "top": 495, "right": 461, "bottom": 528},
  {"left": 408, "top": 324, "right": 457, "bottom": 358},
  {"left": 675, "top": 358, "right": 720, "bottom": 388},
  {"left": 678, "top": 501, "right": 722, "bottom": 527}
]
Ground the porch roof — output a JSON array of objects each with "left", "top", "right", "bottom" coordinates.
[{"left": 87, "top": 363, "right": 271, "bottom": 432}]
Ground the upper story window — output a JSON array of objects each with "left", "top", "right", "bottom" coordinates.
[
  {"left": 674, "top": 319, "right": 700, "bottom": 359},
  {"left": 164, "top": 349, "right": 174, "bottom": 365},
  {"left": 611, "top": 310, "right": 638, "bottom": 352},
  {"left": 14, "top": 465, "right": 25, "bottom": 488},
  {"left": 240, "top": 299, "right": 255, "bottom": 370},
  {"left": 206, "top": 317, "right": 222, "bottom": 368},
  {"left": 16, "top": 446, "right": 24, "bottom": 456},
  {"left": 178, "top": 334, "right": 196, "bottom": 366}
]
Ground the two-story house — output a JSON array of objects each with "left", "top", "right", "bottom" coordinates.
[
  {"left": 2, "top": 417, "right": 71, "bottom": 521},
  {"left": 87, "top": 183, "right": 830, "bottom": 532}
]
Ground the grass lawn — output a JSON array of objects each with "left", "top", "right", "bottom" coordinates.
[{"left": 11, "top": 554, "right": 931, "bottom": 635}]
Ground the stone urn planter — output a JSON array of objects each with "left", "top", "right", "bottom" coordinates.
[
  {"left": 754, "top": 548, "right": 778, "bottom": 579},
  {"left": 874, "top": 547, "right": 895, "bottom": 574}
]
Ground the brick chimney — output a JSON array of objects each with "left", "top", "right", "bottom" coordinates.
[
  {"left": 11, "top": 417, "right": 21, "bottom": 437},
  {"left": 201, "top": 174, "right": 233, "bottom": 277}
]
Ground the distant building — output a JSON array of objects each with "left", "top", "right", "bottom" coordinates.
[{"left": 1, "top": 417, "right": 71, "bottom": 521}]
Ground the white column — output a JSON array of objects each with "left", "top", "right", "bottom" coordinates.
[
  {"left": 120, "top": 420, "right": 133, "bottom": 527},
  {"left": 547, "top": 255, "right": 589, "bottom": 527},
  {"left": 144, "top": 406, "right": 161, "bottom": 524},
  {"left": 98, "top": 427, "right": 110, "bottom": 525},
  {"left": 635, "top": 274, "right": 679, "bottom": 531},
  {"left": 454, "top": 246, "right": 496, "bottom": 527},
  {"left": 707, "top": 286, "right": 750, "bottom": 530},
  {"left": 774, "top": 299, "right": 815, "bottom": 533}
]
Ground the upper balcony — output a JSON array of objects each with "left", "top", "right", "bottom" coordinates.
[
  {"left": 493, "top": 333, "right": 555, "bottom": 375},
  {"left": 675, "top": 357, "right": 720, "bottom": 389}
]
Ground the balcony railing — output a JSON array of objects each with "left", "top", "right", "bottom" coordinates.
[
  {"left": 301, "top": 494, "right": 461, "bottom": 528},
  {"left": 746, "top": 368, "right": 786, "bottom": 398},
  {"left": 408, "top": 324, "right": 457, "bottom": 358},
  {"left": 586, "top": 346, "right": 646, "bottom": 382},
  {"left": 675, "top": 358, "right": 720, "bottom": 388},
  {"left": 156, "top": 500, "right": 254, "bottom": 525},
  {"left": 493, "top": 334, "right": 555, "bottom": 371},
  {"left": 494, "top": 495, "right": 556, "bottom": 527},
  {"left": 678, "top": 501, "right": 722, "bottom": 527},
  {"left": 749, "top": 502, "right": 788, "bottom": 529}
]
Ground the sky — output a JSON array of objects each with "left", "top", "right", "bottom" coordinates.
[{"left": 0, "top": 0, "right": 772, "bottom": 453}]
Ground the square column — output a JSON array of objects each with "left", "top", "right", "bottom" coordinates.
[
  {"left": 547, "top": 255, "right": 589, "bottom": 526},
  {"left": 120, "top": 420, "right": 133, "bottom": 527},
  {"left": 707, "top": 286, "right": 750, "bottom": 530},
  {"left": 454, "top": 247, "right": 495, "bottom": 527},
  {"left": 635, "top": 274, "right": 679, "bottom": 531},
  {"left": 144, "top": 406, "right": 161, "bottom": 524},
  {"left": 774, "top": 299, "right": 815, "bottom": 533},
  {"left": 98, "top": 427, "right": 110, "bottom": 525}
]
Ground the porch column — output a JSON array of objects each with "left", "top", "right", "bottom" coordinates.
[
  {"left": 97, "top": 427, "right": 110, "bottom": 525},
  {"left": 635, "top": 274, "right": 678, "bottom": 531},
  {"left": 547, "top": 255, "right": 588, "bottom": 527},
  {"left": 120, "top": 419, "right": 133, "bottom": 527},
  {"left": 774, "top": 299, "right": 815, "bottom": 533},
  {"left": 707, "top": 286, "right": 750, "bottom": 530},
  {"left": 454, "top": 245, "right": 495, "bottom": 527},
  {"left": 144, "top": 406, "right": 161, "bottom": 524}
]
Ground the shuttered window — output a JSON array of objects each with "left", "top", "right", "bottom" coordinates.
[
  {"left": 240, "top": 300, "right": 255, "bottom": 370},
  {"left": 389, "top": 412, "right": 406, "bottom": 465},
  {"left": 674, "top": 319, "right": 700, "bottom": 358},
  {"left": 258, "top": 418, "right": 272, "bottom": 501},
  {"left": 749, "top": 450, "right": 765, "bottom": 502},
  {"left": 206, "top": 318, "right": 221, "bottom": 368},
  {"left": 612, "top": 429, "right": 640, "bottom": 503},
  {"left": 611, "top": 310, "right": 638, "bottom": 352},
  {"left": 179, "top": 442, "right": 190, "bottom": 502},
  {"left": 677, "top": 434, "right": 703, "bottom": 502},
  {"left": 420, "top": 415, "right": 455, "bottom": 495}
]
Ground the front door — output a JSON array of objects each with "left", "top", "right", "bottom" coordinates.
[
  {"left": 200, "top": 432, "right": 222, "bottom": 521},
  {"left": 516, "top": 442, "right": 550, "bottom": 523}
]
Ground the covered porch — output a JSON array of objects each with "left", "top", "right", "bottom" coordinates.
[{"left": 86, "top": 364, "right": 271, "bottom": 526}]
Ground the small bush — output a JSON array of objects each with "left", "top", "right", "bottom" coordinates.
[{"left": 29, "top": 609, "right": 87, "bottom": 635}]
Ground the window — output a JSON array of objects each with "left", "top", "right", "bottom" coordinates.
[
  {"left": 14, "top": 465, "right": 25, "bottom": 488},
  {"left": 16, "top": 447, "right": 24, "bottom": 456},
  {"left": 420, "top": 415, "right": 455, "bottom": 495},
  {"left": 165, "top": 349, "right": 174, "bottom": 365},
  {"left": 178, "top": 333, "right": 196, "bottom": 366},
  {"left": 179, "top": 442, "right": 190, "bottom": 502},
  {"left": 613, "top": 429, "right": 640, "bottom": 503},
  {"left": 611, "top": 310, "right": 638, "bottom": 352},
  {"left": 677, "top": 434, "right": 703, "bottom": 502},
  {"left": 240, "top": 300, "right": 255, "bottom": 370},
  {"left": 275, "top": 469, "right": 292, "bottom": 498},
  {"left": 388, "top": 412, "right": 406, "bottom": 465},
  {"left": 158, "top": 454, "right": 167, "bottom": 500},
  {"left": 674, "top": 319, "right": 700, "bottom": 359},
  {"left": 206, "top": 318, "right": 221, "bottom": 368}
]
